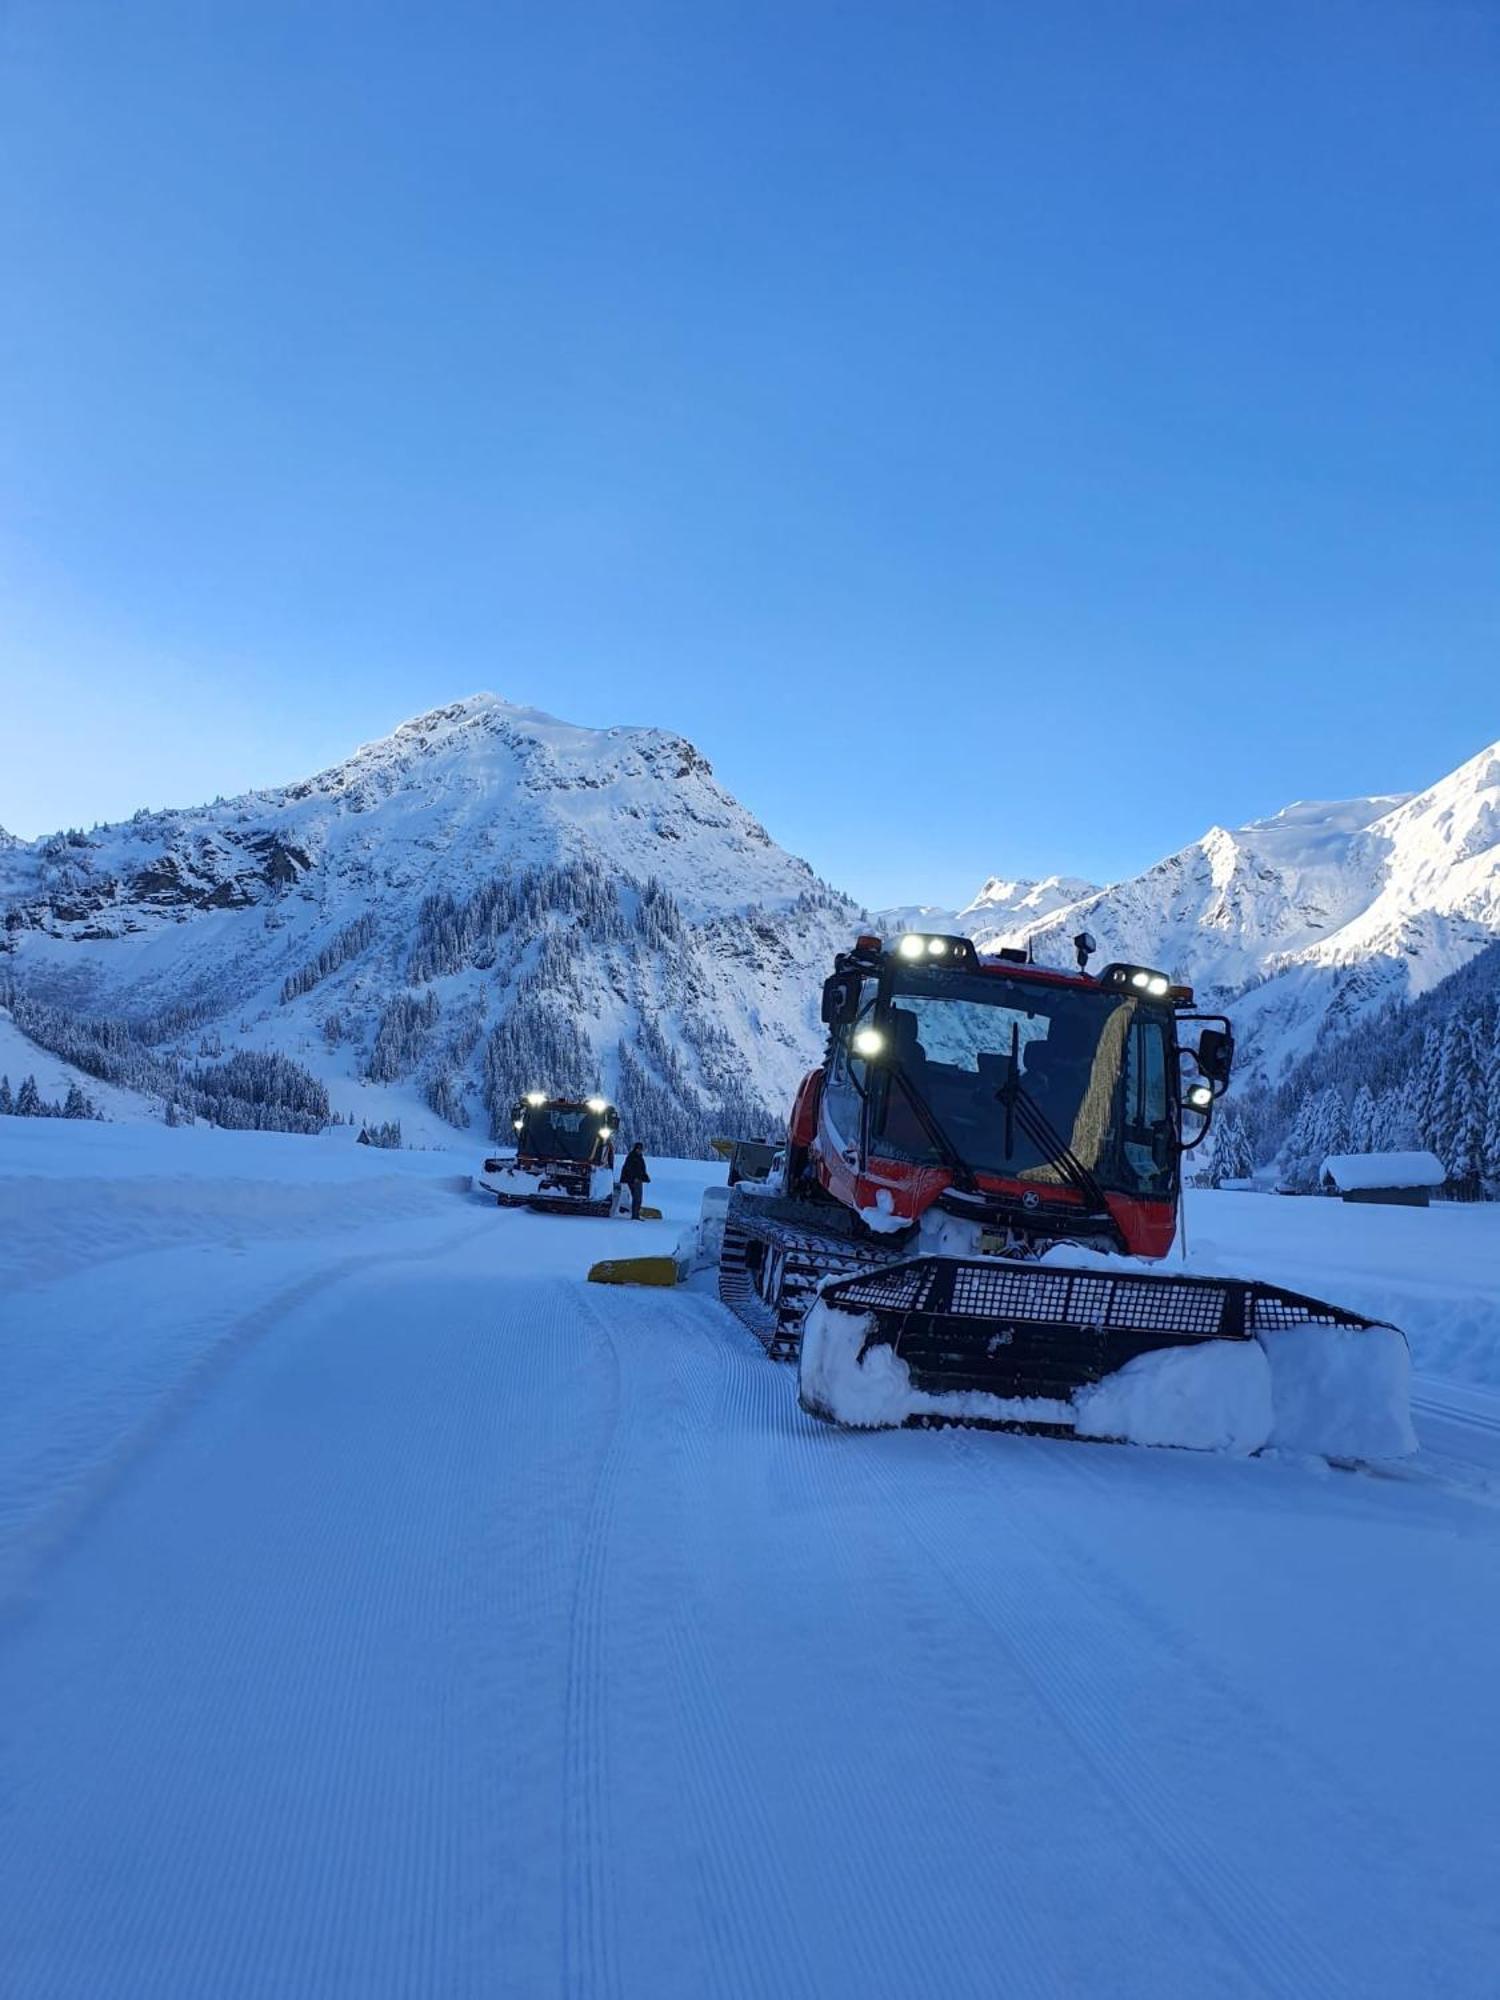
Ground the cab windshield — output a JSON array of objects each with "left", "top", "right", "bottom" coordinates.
[
  {"left": 521, "top": 1106, "right": 606, "bottom": 1162},
  {"left": 867, "top": 968, "right": 1174, "bottom": 1196}
]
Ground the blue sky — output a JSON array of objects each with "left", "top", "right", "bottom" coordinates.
[{"left": 3, "top": 1, "right": 1496, "bottom": 907}]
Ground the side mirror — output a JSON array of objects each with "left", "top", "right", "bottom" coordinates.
[
  {"left": 1197, "top": 1026, "right": 1234, "bottom": 1086},
  {"left": 821, "top": 974, "right": 860, "bottom": 1028}
]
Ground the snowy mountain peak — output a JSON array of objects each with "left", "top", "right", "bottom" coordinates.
[
  {"left": 1, "top": 694, "right": 816, "bottom": 937},
  {"left": 1000, "top": 745, "right": 1500, "bottom": 1084},
  {"left": 954, "top": 872, "right": 1099, "bottom": 948},
  {"left": 1, "top": 694, "right": 860, "bottom": 1151}
]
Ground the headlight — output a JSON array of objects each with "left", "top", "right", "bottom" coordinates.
[
  {"left": 1187, "top": 1082, "right": 1213, "bottom": 1111},
  {"left": 1146, "top": 974, "right": 1170, "bottom": 998},
  {"left": 852, "top": 1025, "right": 885, "bottom": 1058},
  {"left": 599, "top": 1125, "right": 613, "bottom": 1138},
  {"left": 897, "top": 935, "right": 926, "bottom": 960},
  {"left": 513, "top": 1118, "right": 524, "bottom": 1131},
  {"left": 927, "top": 937, "right": 948, "bottom": 956},
  {"left": 586, "top": 1095, "right": 607, "bottom": 1113},
  {"left": 1130, "top": 971, "right": 1150, "bottom": 989},
  {"left": 524, "top": 1090, "right": 547, "bottom": 1106}
]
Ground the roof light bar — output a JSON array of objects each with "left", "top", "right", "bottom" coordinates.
[
  {"left": 889, "top": 932, "right": 980, "bottom": 970},
  {"left": 1098, "top": 963, "right": 1173, "bottom": 1000}
]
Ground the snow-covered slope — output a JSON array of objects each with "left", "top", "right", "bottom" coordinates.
[
  {"left": 0, "top": 1007, "right": 153, "bottom": 1124},
  {"left": 987, "top": 744, "right": 1500, "bottom": 1082},
  {"left": 873, "top": 876, "right": 1097, "bottom": 951},
  {"left": 0, "top": 697, "right": 858, "bottom": 1142}
]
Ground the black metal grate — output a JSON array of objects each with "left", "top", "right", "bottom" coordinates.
[
  {"left": 947, "top": 1265, "right": 1230, "bottom": 1338},
  {"left": 825, "top": 1256, "right": 1387, "bottom": 1344}
]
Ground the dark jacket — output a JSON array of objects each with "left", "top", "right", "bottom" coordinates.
[{"left": 621, "top": 1146, "right": 650, "bottom": 1186}]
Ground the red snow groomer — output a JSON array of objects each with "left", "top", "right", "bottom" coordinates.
[
  {"left": 479, "top": 1094, "right": 620, "bottom": 1217},
  {"left": 717, "top": 930, "right": 1391, "bottom": 1431}
]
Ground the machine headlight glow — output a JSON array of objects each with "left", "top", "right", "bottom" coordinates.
[
  {"left": 586, "top": 1095, "right": 607, "bottom": 1113},
  {"left": 524, "top": 1090, "right": 547, "bottom": 1106},
  {"left": 927, "top": 937, "right": 948, "bottom": 956},
  {"left": 513, "top": 1118, "right": 524, "bottom": 1131},
  {"left": 599, "top": 1124, "right": 613, "bottom": 1138},
  {"left": 1100, "top": 962, "right": 1175, "bottom": 999},
  {"left": 852, "top": 1025, "right": 886, "bottom": 1057},
  {"left": 897, "top": 934, "right": 926, "bottom": 960},
  {"left": 1187, "top": 1082, "right": 1213, "bottom": 1111}
]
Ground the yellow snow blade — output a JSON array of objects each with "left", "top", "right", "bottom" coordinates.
[
  {"left": 587, "top": 1255, "right": 680, "bottom": 1288},
  {"left": 639, "top": 1205, "right": 663, "bottom": 1220}
]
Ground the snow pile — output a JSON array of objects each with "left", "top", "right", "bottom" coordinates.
[
  {"left": 800, "top": 1299, "right": 1073, "bottom": 1431},
  {"left": 1260, "top": 1323, "right": 1417, "bottom": 1459},
  {"left": 855, "top": 1187, "right": 910, "bottom": 1235},
  {"left": 1073, "top": 1342, "right": 1273, "bottom": 1454},
  {"left": 801, "top": 1289, "right": 1414, "bottom": 1461}
]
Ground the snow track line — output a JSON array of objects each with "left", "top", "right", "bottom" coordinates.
[
  {"left": 562, "top": 1289, "right": 837, "bottom": 2000},
  {"left": 0, "top": 1220, "right": 479, "bottom": 1620},
  {"left": 894, "top": 1426, "right": 1491, "bottom": 1994},
  {"left": 648, "top": 1299, "right": 829, "bottom": 2000},
  {"left": 840, "top": 1432, "right": 1364, "bottom": 1998},
  {"left": 1411, "top": 1385, "right": 1500, "bottom": 1439},
  {"left": 561, "top": 1294, "right": 629, "bottom": 2000},
  {"left": 675, "top": 1300, "right": 1065, "bottom": 1999}
]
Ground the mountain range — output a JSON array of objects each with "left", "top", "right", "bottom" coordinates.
[{"left": 3, "top": 695, "right": 1498, "bottom": 1145}]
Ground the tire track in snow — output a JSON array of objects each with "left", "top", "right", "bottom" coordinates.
[
  {"left": 556, "top": 1290, "right": 829, "bottom": 2000},
  {"left": 655, "top": 1300, "right": 1093, "bottom": 1998},
  {"left": 872, "top": 1426, "right": 1500, "bottom": 1996},
  {"left": 0, "top": 1220, "right": 481, "bottom": 1620},
  {"left": 1, "top": 1256, "right": 590, "bottom": 1998},
  {"left": 648, "top": 1300, "right": 827, "bottom": 2000},
  {"left": 848, "top": 1434, "right": 1351, "bottom": 1998},
  {"left": 561, "top": 1293, "right": 628, "bottom": 2000}
]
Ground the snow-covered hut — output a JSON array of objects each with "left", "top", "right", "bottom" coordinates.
[{"left": 1320, "top": 1151, "right": 1446, "bottom": 1207}]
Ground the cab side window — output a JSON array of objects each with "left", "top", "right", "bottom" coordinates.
[{"left": 823, "top": 977, "right": 880, "bottom": 1148}]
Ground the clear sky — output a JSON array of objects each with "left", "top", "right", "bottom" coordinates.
[{"left": 2, "top": 1, "right": 1496, "bottom": 908}]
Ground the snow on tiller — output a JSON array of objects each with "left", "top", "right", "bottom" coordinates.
[
  {"left": 796, "top": 1254, "right": 1417, "bottom": 1458},
  {"left": 816, "top": 1256, "right": 1389, "bottom": 1409}
]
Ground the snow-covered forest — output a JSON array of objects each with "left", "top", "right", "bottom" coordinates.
[{"left": 1216, "top": 942, "right": 1500, "bottom": 1192}]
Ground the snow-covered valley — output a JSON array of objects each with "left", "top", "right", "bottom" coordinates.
[
  {"left": 3, "top": 1119, "right": 1499, "bottom": 1996},
  {"left": 4, "top": 697, "right": 1500, "bottom": 1158}
]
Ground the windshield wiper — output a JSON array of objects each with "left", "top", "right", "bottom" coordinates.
[
  {"left": 883, "top": 1061, "right": 981, "bottom": 1194},
  {"left": 993, "top": 1066, "right": 1114, "bottom": 1219},
  {"left": 879, "top": 1048, "right": 1115, "bottom": 1227}
]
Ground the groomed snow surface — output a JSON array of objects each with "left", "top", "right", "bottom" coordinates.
[{"left": 4, "top": 1123, "right": 1500, "bottom": 1996}]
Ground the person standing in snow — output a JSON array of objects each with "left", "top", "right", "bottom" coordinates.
[{"left": 620, "top": 1142, "right": 650, "bottom": 1219}]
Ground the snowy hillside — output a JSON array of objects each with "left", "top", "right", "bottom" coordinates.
[
  {"left": 0, "top": 1007, "right": 152, "bottom": 1124},
  {"left": 0, "top": 697, "right": 858, "bottom": 1147}
]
